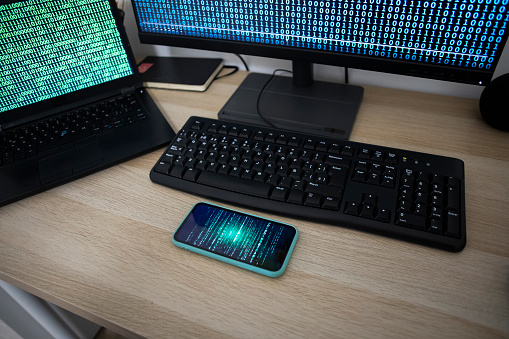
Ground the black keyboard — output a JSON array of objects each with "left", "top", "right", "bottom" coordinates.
[
  {"left": 0, "top": 93, "right": 147, "bottom": 166},
  {"left": 151, "top": 117, "right": 466, "bottom": 251}
]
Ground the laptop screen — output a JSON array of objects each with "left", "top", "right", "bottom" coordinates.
[{"left": 0, "top": 0, "right": 134, "bottom": 114}]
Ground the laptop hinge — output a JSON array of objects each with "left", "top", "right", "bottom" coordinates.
[{"left": 121, "top": 86, "right": 136, "bottom": 95}]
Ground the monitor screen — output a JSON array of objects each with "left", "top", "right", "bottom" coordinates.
[
  {"left": 132, "top": 0, "right": 509, "bottom": 85},
  {"left": 0, "top": 0, "right": 133, "bottom": 114},
  {"left": 131, "top": 0, "right": 509, "bottom": 138}
]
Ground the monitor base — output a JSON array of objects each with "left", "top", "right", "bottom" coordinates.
[{"left": 218, "top": 73, "right": 364, "bottom": 140}]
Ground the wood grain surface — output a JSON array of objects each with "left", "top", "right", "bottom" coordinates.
[{"left": 1, "top": 71, "right": 508, "bottom": 338}]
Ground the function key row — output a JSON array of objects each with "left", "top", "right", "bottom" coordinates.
[
  {"left": 190, "top": 120, "right": 358, "bottom": 156},
  {"left": 207, "top": 122, "right": 252, "bottom": 139}
]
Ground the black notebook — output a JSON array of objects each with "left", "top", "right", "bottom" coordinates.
[
  {"left": 138, "top": 56, "right": 224, "bottom": 92},
  {"left": 0, "top": 0, "right": 175, "bottom": 207}
]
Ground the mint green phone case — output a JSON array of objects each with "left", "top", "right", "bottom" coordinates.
[{"left": 172, "top": 202, "right": 298, "bottom": 278}]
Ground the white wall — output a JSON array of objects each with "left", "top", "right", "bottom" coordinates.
[{"left": 121, "top": 1, "right": 509, "bottom": 99}]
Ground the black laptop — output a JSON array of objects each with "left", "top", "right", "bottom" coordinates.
[{"left": 0, "top": 0, "right": 175, "bottom": 207}]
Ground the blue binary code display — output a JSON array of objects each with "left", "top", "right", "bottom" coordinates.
[
  {"left": 133, "top": 0, "right": 509, "bottom": 70},
  {"left": 0, "top": 0, "right": 133, "bottom": 113},
  {"left": 175, "top": 204, "right": 295, "bottom": 271}
]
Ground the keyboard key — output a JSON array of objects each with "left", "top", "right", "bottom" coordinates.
[
  {"left": 154, "top": 162, "right": 172, "bottom": 175},
  {"left": 367, "top": 172, "right": 381, "bottom": 185},
  {"left": 287, "top": 190, "right": 305, "bottom": 205},
  {"left": 385, "top": 152, "right": 398, "bottom": 164},
  {"left": 291, "top": 180, "right": 305, "bottom": 191},
  {"left": 352, "top": 170, "right": 367, "bottom": 182},
  {"left": 206, "top": 162, "right": 219, "bottom": 173},
  {"left": 360, "top": 204, "right": 375, "bottom": 219},
  {"left": 429, "top": 219, "right": 443, "bottom": 234},
  {"left": 303, "top": 139, "right": 316, "bottom": 150},
  {"left": 288, "top": 136, "right": 300, "bottom": 147},
  {"left": 396, "top": 212, "right": 426, "bottom": 231},
  {"left": 217, "top": 164, "right": 231, "bottom": 175},
  {"left": 329, "top": 143, "right": 341, "bottom": 154},
  {"left": 431, "top": 174, "right": 445, "bottom": 185},
  {"left": 304, "top": 193, "right": 321, "bottom": 207},
  {"left": 344, "top": 201, "right": 360, "bottom": 216},
  {"left": 329, "top": 166, "right": 348, "bottom": 188},
  {"left": 169, "top": 165, "right": 186, "bottom": 178},
  {"left": 191, "top": 120, "right": 203, "bottom": 130},
  {"left": 316, "top": 141, "right": 328, "bottom": 151},
  {"left": 340, "top": 145, "right": 353, "bottom": 156},
  {"left": 262, "top": 132, "right": 274, "bottom": 143},
  {"left": 229, "top": 166, "right": 243, "bottom": 178},
  {"left": 398, "top": 200, "right": 411, "bottom": 213},
  {"left": 276, "top": 133, "right": 289, "bottom": 145},
  {"left": 183, "top": 168, "right": 200, "bottom": 181},
  {"left": 218, "top": 125, "right": 229, "bottom": 134},
  {"left": 241, "top": 169, "right": 255, "bottom": 180},
  {"left": 228, "top": 126, "right": 240, "bottom": 136},
  {"left": 239, "top": 128, "right": 251, "bottom": 138},
  {"left": 197, "top": 171, "right": 272, "bottom": 198},
  {"left": 358, "top": 148, "right": 370, "bottom": 159},
  {"left": 371, "top": 151, "right": 384, "bottom": 162},
  {"left": 445, "top": 210, "right": 460, "bottom": 238},
  {"left": 322, "top": 197, "right": 340, "bottom": 210},
  {"left": 375, "top": 208, "right": 391, "bottom": 223},
  {"left": 325, "top": 155, "right": 350, "bottom": 167},
  {"left": 270, "top": 186, "right": 288, "bottom": 201},
  {"left": 447, "top": 186, "right": 460, "bottom": 211},
  {"left": 254, "top": 131, "right": 265, "bottom": 141},
  {"left": 380, "top": 175, "right": 395, "bottom": 188},
  {"left": 253, "top": 171, "right": 267, "bottom": 183}
]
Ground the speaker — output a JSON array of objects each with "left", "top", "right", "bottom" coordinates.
[{"left": 479, "top": 73, "right": 509, "bottom": 131}]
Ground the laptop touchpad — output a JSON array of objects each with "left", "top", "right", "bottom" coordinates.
[{"left": 39, "top": 140, "right": 103, "bottom": 183}]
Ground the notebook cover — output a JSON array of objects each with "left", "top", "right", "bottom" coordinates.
[{"left": 138, "top": 56, "right": 223, "bottom": 92}]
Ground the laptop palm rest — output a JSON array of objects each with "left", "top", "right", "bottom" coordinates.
[{"left": 39, "top": 139, "right": 103, "bottom": 184}]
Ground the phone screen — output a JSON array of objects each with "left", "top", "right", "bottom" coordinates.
[{"left": 174, "top": 203, "right": 297, "bottom": 272}]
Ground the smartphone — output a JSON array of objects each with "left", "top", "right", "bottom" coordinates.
[{"left": 173, "top": 202, "right": 298, "bottom": 277}]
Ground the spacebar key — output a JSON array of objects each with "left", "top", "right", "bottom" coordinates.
[{"left": 197, "top": 171, "right": 272, "bottom": 198}]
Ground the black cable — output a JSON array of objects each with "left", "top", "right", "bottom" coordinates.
[
  {"left": 214, "top": 54, "right": 248, "bottom": 80},
  {"left": 215, "top": 65, "right": 239, "bottom": 79},
  {"left": 256, "top": 69, "right": 292, "bottom": 128},
  {"left": 235, "top": 54, "right": 250, "bottom": 71},
  {"left": 345, "top": 67, "right": 349, "bottom": 84}
]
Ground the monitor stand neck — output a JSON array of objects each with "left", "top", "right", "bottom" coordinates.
[
  {"left": 292, "top": 60, "right": 314, "bottom": 87},
  {"left": 217, "top": 62, "right": 364, "bottom": 140}
]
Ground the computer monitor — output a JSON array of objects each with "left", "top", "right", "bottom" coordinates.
[{"left": 131, "top": 0, "right": 509, "bottom": 139}]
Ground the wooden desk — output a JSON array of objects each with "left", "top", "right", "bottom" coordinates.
[{"left": 1, "top": 71, "right": 508, "bottom": 338}]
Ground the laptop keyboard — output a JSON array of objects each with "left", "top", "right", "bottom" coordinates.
[
  {"left": 150, "top": 116, "right": 466, "bottom": 252},
  {"left": 0, "top": 93, "right": 147, "bottom": 166}
]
